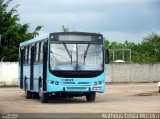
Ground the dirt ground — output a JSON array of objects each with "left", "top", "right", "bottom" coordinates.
[{"left": 0, "top": 83, "right": 160, "bottom": 113}]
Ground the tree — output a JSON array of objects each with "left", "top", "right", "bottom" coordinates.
[
  {"left": 140, "top": 33, "right": 160, "bottom": 62},
  {"left": 0, "top": 0, "right": 42, "bottom": 61},
  {"left": 104, "top": 33, "right": 160, "bottom": 62}
]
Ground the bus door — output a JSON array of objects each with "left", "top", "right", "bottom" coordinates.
[{"left": 43, "top": 42, "right": 47, "bottom": 92}]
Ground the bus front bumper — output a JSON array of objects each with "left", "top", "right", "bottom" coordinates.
[{"left": 47, "top": 83, "right": 105, "bottom": 93}]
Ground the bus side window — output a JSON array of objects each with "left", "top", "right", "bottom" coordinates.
[
  {"left": 28, "top": 45, "right": 31, "bottom": 64},
  {"left": 26, "top": 46, "right": 29, "bottom": 64},
  {"left": 36, "top": 43, "right": 39, "bottom": 63},
  {"left": 40, "top": 42, "right": 44, "bottom": 63},
  {"left": 38, "top": 42, "right": 41, "bottom": 63},
  {"left": 20, "top": 48, "right": 24, "bottom": 65},
  {"left": 25, "top": 47, "right": 28, "bottom": 64},
  {"left": 34, "top": 43, "right": 37, "bottom": 63},
  {"left": 23, "top": 47, "right": 26, "bottom": 64}
]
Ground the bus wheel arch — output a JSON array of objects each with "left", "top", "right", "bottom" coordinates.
[
  {"left": 39, "top": 80, "right": 49, "bottom": 103},
  {"left": 32, "top": 77, "right": 41, "bottom": 99}
]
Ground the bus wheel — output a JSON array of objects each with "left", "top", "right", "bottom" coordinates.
[
  {"left": 39, "top": 82, "right": 49, "bottom": 103},
  {"left": 85, "top": 92, "right": 96, "bottom": 102},
  {"left": 32, "top": 92, "right": 39, "bottom": 99},
  {"left": 25, "top": 81, "right": 32, "bottom": 99}
]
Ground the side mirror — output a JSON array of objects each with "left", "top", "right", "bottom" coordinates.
[{"left": 105, "top": 49, "right": 109, "bottom": 64}]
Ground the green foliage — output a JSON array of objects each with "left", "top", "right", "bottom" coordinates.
[
  {"left": 104, "top": 33, "right": 160, "bottom": 62},
  {"left": 62, "top": 25, "right": 69, "bottom": 32},
  {"left": 140, "top": 33, "right": 160, "bottom": 62},
  {"left": 0, "top": 0, "right": 42, "bottom": 61}
]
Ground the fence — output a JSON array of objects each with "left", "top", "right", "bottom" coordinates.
[
  {"left": 0, "top": 62, "right": 18, "bottom": 86},
  {"left": 0, "top": 62, "right": 160, "bottom": 86},
  {"left": 106, "top": 63, "right": 160, "bottom": 83}
]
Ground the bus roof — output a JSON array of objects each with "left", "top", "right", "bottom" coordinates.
[
  {"left": 20, "top": 34, "right": 49, "bottom": 47},
  {"left": 20, "top": 32, "right": 103, "bottom": 47},
  {"left": 50, "top": 32, "right": 102, "bottom": 36}
]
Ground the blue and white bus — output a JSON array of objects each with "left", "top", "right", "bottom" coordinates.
[{"left": 19, "top": 32, "right": 109, "bottom": 103}]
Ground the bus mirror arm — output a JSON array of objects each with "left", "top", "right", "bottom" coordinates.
[
  {"left": 105, "top": 49, "right": 109, "bottom": 64},
  {"left": 84, "top": 44, "right": 90, "bottom": 64}
]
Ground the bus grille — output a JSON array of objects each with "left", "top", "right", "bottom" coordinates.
[
  {"left": 66, "top": 87, "right": 88, "bottom": 90},
  {"left": 63, "top": 82, "right": 75, "bottom": 84},
  {"left": 78, "top": 82, "right": 90, "bottom": 85}
]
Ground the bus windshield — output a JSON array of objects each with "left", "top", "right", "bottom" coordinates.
[{"left": 50, "top": 43, "right": 103, "bottom": 71}]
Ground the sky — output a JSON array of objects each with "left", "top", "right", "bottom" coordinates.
[{"left": 12, "top": 0, "right": 160, "bottom": 43}]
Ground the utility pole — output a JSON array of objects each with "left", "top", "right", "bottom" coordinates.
[
  {"left": 112, "top": 50, "right": 115, "bottom": 62},
  {"left": 123, "top": 50, "right": 124, "bottom": 61},
  {"left": 129, "top": 49, "right": 132, "bottom": 62}
]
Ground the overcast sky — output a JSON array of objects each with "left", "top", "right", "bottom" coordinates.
[{"left": 12, "top": 0, "right": 160, "bottom": 43}]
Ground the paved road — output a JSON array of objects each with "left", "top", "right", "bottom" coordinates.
[{"left": 0, "top": 83, "right": 160, "bottom": 113}]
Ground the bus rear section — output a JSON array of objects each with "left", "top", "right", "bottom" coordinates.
[{"left": 19, "top": 32, "right": 109, "bottom": 103}]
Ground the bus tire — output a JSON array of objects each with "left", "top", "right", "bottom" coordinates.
[
  {"left": 39, "top": 82, "right": 49, "bottom": 103},
  {"left": 85, "top": 92, "right": 96, "bottom": 102},
  {"left": 25, "top": 81, "right": 32, "bottom": 99},
  {"left": 32, "top": 92, "right": 39, "bottom": 99}
]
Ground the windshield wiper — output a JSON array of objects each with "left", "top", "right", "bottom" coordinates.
[
  {"left": 63, "top": 43, "right": 72, "bottom": 64},
  {"left": 84, "top": 44, "right": 90, "bottom": 64}
]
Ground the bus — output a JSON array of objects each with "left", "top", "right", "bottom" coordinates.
[{"left": 19, "top": 32, "right": 109, "bottom": 103}]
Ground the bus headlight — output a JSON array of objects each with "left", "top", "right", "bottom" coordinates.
[
  {"left": 98, "top": 81, "right": 102, "bottom": 84},
  {"left": 94, "top": 80, "right": 104, "bottom": 85},
  {"left": 94, "top": 82, "right": 97, "bottom": 85},
  {"left": 55, "top": 81, "right": 59, "bottom": 85},
  {"left": 47, "top": 80, "right": 59, "bottom": 85},
  {"left": 51, "top": 81, "right": 54, "bottom": 84}
]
